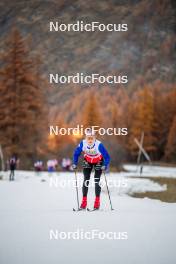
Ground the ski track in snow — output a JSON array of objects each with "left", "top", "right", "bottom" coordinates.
[{"left": 0, "top": 168, "right": 176, "bottom": 264}]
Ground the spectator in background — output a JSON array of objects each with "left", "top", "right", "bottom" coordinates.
[
  {"left": 34, "top": 160, "right": 43, "bottom": 172},
  {"left": 66, "top": 158, "right": 71, "bottom": 171},
  {"left": 47, "top": 159, "right": 58, "bottom": 172},
  {"left": 9, "top": 155, "right": 19, "bottom": 181},
  {"left": 61, "top": 158, "right": 67, "bottom": 171},
  {"left": 61, "top": 158, "right": 72, "bottom": 171}
]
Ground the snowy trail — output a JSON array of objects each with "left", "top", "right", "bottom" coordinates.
[{"left": 0, "top": 171, "right": 176, "bottom": 264}]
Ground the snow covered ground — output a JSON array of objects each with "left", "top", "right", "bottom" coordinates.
[
  {"left": 123, "top": 164, "right": 176, "bottom": 178},
  {"left": 0, "top": 170, "right": 176, "bottom": 264}
]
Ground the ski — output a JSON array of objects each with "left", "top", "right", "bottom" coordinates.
[
  {"left": 87, "top": 208, "right": 100, "bottom": 212},
  {"left": 73, "top": 208, "right": 86, "bottom": 212}
]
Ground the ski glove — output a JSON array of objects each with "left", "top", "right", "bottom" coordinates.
[
  {"left": 82, "top": 160, "right": 92, "bottom": 169},
  {"left": 72, "top": 164, "right": 77, "bottom": 170},
  {"left": 101, "top": 165, "right": 106, "bottom": 171},
  {"left": 94, "top": 161, "right": 103, "bottom": 170}
]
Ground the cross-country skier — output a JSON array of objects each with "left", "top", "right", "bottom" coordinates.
[{"left": 72, "top": 128, "right": 110, "bottom": 210}]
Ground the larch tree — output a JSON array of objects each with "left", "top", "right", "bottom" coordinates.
[
  {"left": 128, "top": 87, "right": 157, "bottom": 158},
  {"left": 165, "top": 116, "right": 176, "bottom": 162},
  {"left": 0, "top": 28, "right": 46, "bottom": 167},
  {"left": 153, "top": 87, "right": 176, "bottom": 159},
  {"left": 111, "top": 102, "right": 119, "bottom": 128},
  {"left": 82, "top": 90, "right": 102, "bottom": 129}
]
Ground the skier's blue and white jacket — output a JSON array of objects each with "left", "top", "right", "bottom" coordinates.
[{"left": 73, "top": 139, "right": 110, "bottom": 168}]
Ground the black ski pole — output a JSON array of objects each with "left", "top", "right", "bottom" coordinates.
[
  {"left": 73, "top": 170, "right": 80, "bottom": 211},
  {"left": 103, "top": 172, "right": 114, "bottom": 210}
]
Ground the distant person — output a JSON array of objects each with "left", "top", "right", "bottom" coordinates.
[
  {"left": 66, "top": 158, "right": 72, "bottom": 171},
  {"left": 34, "top": 160, "right": 43, "bottom": 172},
  {"left": 9, "top": 156, "right": 18, "bottom": 181},
  {"left": 61, "top": 158, "right": 72, "bottom": 171},
  {"left": 61, "top": 158, "right": 67, "bottom": 171},
  {"left": 47, "top": 159, "right": 58, "bottom": 172},
  {"left": 53, "top": 159, "right": 58, "bottom": 169}
]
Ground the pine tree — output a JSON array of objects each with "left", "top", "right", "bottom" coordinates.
[{"left": 0, "top": 28, "right": 46, "bottom": 167}]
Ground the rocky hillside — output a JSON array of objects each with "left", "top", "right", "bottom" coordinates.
[{"left": 0, "top": 0, "right": 176, "bottom": 123}]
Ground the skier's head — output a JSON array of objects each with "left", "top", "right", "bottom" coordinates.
[{"left": 85, "top": 128, "right": 96, "bottom": 145}]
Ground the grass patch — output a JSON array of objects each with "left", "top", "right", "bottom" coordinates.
[{"left": 129, "top": 177, "right": 176, "bottom": 203}]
